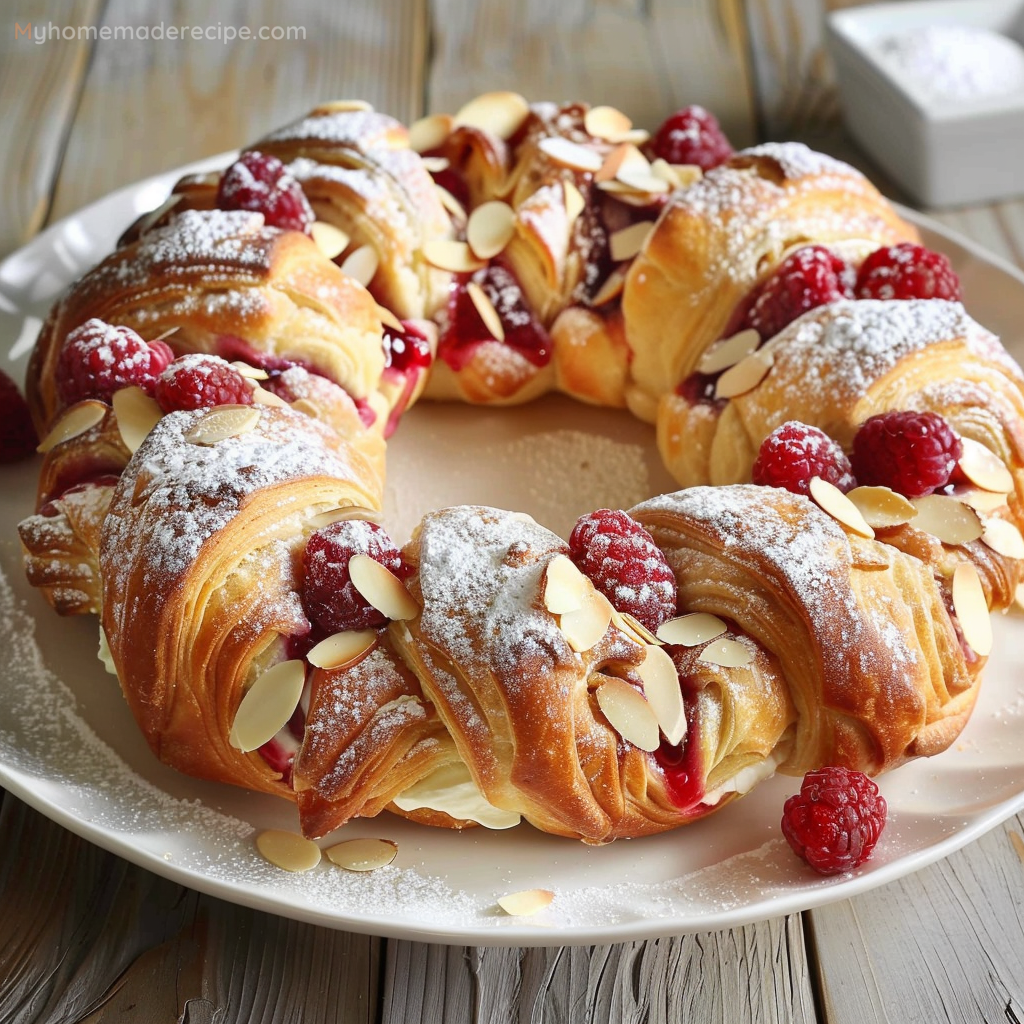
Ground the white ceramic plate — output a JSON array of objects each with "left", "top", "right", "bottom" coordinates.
[{"left": 3, "top": 160, "right": 1024, "bottom": 947}]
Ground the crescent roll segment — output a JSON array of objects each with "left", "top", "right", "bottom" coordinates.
[
  {"left": 631, "top": 486, "right": 979, "bottom": 777},
  {"left": 624, "top": 142, "right": 918, "bottom": 418},
  {"left": 98, "top": 405, "right": 382, "bottom": 799},
  {"left": 28, "top": 209, "right": 385, "bottom": 433}
]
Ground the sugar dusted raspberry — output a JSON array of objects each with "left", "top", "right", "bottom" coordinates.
[
  {"left": 302, "top": 520, "right": 407, "bottom": 633},
  {"left": 781, "top": 766, "right": 887, "bottom": 875},
  {"left": 855, "top": 242, "right": 961, "bottom": 302},
  {"left": 383, "top": 320, "right": 433, "bottom": 374},
  {"left": 153, "top": 354, "right": 254, "bottom": 412},
  {"left": 56, "top": 319, "right": 174, "bottom": 407},
  {"left": 568, "top": 509, "right": 677, "bottom": 633},
  {"left": 752, "top": 422, "right": 855, "bottom": 496},
  {"left": 650, "top": 105, "right": 734, "bottom": 171},
  {"left": 742, "top": 245, "right": 854, "bottom": 342},
  {"left": 851, "top": 410, "right": 962, "bottom": 498},
  {"left": 216, "top": 151, "right": 314, "bottom": 234},
  {"left": 0, "top": 367, "right": 37, "bottom": 463}
]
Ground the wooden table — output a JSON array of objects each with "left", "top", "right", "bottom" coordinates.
[{"left": 3, "top": 2, "right": 1024, "bottom": 1020}]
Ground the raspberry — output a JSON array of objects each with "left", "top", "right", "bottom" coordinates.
[
  {"left": 0, "top": 367, "right": 37, "bottom": 463},
  {"left": 154, "top": 354, "right": 254, "bottom": 412},
  {"left": 216, "top": 151, "right": 314, "bottom": 233},
  {"left": 302, "top": 520, "right": 407, "bottom": 633},
  {"left": 56, "top": 319, "right": 174, "bottom": 407},
  {"left": 851, "top": 410, "right": 962, "bottom": 498},
  {"left": 781, "top": 766, "right": 887, "bottom": 875},
  {"left": 568, "top": 509, "right": 677, "bottom": 633},
  {"left": 752, "top": 421, "right": 855, "bottom": 496},
  {"left": 649, "top": 105, "right": 734, "bottom": 171},
  {"left": 742, "top": 246, "right": 854, "bottom": 342},
  {"left": 383, "top": 320, "right": 433, "bottom": 374},
  {"left": 855, "top": 242, "right": 961, "bottom": 302}
]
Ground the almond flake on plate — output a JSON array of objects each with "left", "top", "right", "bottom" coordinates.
[
  {"left": 910, "top": 495, "right": 983, "bottom": 545},
  {"left": 339, "top": 244, "right": 379, "bottom": 288},
  {"left": 184, "top": 405, "right": 261, "bottom": 446},
  {"left": 595, "top": 677, "right": 660, "bottom": 751},
  {"left": 112, "top": 386, "right": 163, "bottom": 454},
  {"left": 714, "top": 350, "right": 774, "bottom": 400},
  {"left": 538, "top": 136, "right": 603, "bottom": 173},
  {"left": 846, "top": 486, "right": 918, "bottom": 529},
  {"left": 256, "top": 830, "right": 322, "bottom": 873},
  {"left": 497, "top": 888, "right": 554, "bottom": 917},
  {"left": 409, "top": 113, "right": 454, "bottom": 153},
  {"left": 467, "top": 200, "right": 516, "bottom": 260},
  {"left": 696, "top": 329, "right": 760, "bottom": 376},
  {"left": 307, "top": 629, "right": 378, "bottom": 670},
  {"left": 584, "top": 105, "right": 633, "bottom": 141},
  {"left": 958, "top": 438, "right": 1014, "bottom": 493},
  {"left": 609, "top": 221, "right": 655, "bottom": 262},
  {"left": 697, "top": 637, "right": 754, "bottom": 669},
  {"left": 952, "top": 562, "right": 992, "bottom": 656},
  {"left": 230, "top": 659, "right": 306, "bottom": 752},
  {"left": 636, "top": 644, "right": 686, "bottom": 745},
  {"left": 467, "top": 282, "right": 505, "bottom": 341},
  {"left": 657, "top": 612, "right": 728, "bottom": 647},
  {"left": 326, "top": 838, "right": 398, "bottom": 872},
  {"left": 311, "top": 221, "right": 350, "bottom": 260},
  {"left": 559, "top": 591, "right": 613, "bottom": 652},
  {"left": 349, "top": 554, "right": 419, "bottom": 621},
  {"left": 543, "top": 554, "right": 589, "bottom": 615},
  {"left": 453, "top": 91, "right": 530, "bottom": 139},
  {"left": 981, "top": 518, "right": 1024, "bottom": 559},
  {"left": 422, "top": 239, "right": 486, "bottom": 274},
  {"left": 809, "top": 477, "right": 875, "bottom": 539},
  {"left": 37, "top": 400, "right": 107, "bottom": 453}
]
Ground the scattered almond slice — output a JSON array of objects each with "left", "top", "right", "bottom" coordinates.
[
  {"left": 339, "top": 244, "right": 379, "bottom": 288},
  {"left": 714, "top": 350, "right": 774, "bottom": 400},
  {"left": 409, "top": 112, "right": 454, "bottom": 153},
  {"left": 610, "top": 128, "right": 651, "bottom": 146},
  {"left": 543, "top": 554, "right": 589, "bottom": 615},
  {"left": 610, "top": 610, "right": 661, "bottom": 646},
  {"left": 910, "top": 495, "right": 984, "bottom": 546},
  {"left": 981, "top": 518, "right": 1024, "bottom": 559},
  {"left": 696, "top": 329, "right": 760, "bottom": 376},
  {"left": 538, "top": 136, "right": 603, "bottom": 173},
  {"left": 325, "top": 838, "right": 398, "bottom": 872},
  {"left": 311, "top": 221, "right": 350, "bottom": 260},
  {"left": 319, "top": 99, "right": 373, "bottom": 113},
  {"left": 595, "top": 677, "right": 660, "bottom": 751},
  {"left": 419, "top": 156, "right": 450, "bottom": 173},
  {"left": 453, "top": 91, "right": 530, "bottom": 139},
  {"left": 349, "top": 554, "right": 419, "bottom": 621},
  {"left": 231, "top": 362, "right": 269, "bottom": 381},
  {"left": 952, "top": 562, "right": 993, "bottom": 656},
  {"left": 609, "top": 221, "right": 655, "bottom": 262},
  {"left": 251, "top": 386, "right": 288, "bottom": 408},
  {"left": 256, "top": 830, "right": 322, "bottom": 873},
  {"left": 467, "top": 200, "right": 516, "bottom": 260},
  {"left": 289, "top": 398, "right": 321, "bottom": 420},
  {"left": 497, "top": 888, "right": 554, "bottom": 917},
  {"left": 697, "top": 637, "right": 754, "bottom": 668},
  {"left": 846, "top": 486, "right": 918, "bottom": 529},
  {"left": 657, "top": 612, "right": 728, "bottom": 647},
  {"left": 467, "top": 281, "right": 505, "bottom": 342},
  {"left": 422, "top": 239, "right": 486, "bottom": 274},
  {"left": 636, "top": 644, "right": 686, "bottom": 745},
  {"left": 112, "top": 386, "right": 163, "bottom": 454},
  {"left": 585, "top": 105, "right": 632, "bottom": 140},
  {"left": 953, "top": 487, "right": 1009, "bottom": 513},
  {"left": 563, "top": 180, "right": 586, "bottom": 224},
  {"left": 649, "top": 159, "right": 702, "bottom": 190},
  {"left": 376, "top": 303, "right": 405, "bottom": 333},
  {"left": 591, "top": 267, "right": 628, "bottom": 307},
  {"left": 37, "top": 400, "right": 107, "bottom": 453},
  {"left": 810, "top": 477, "right": 875, "bottom": 539},
  {"left": 307, "top": 629, "right": 378, "bottom": 670},
  {"left": 559, "top": 591, "right": 613, "bottom": 652},
  {"left": 435, "top": 185, "right": 468, "bottom": 224},
  {"left": 958, "top": 438, "right": 1014, "bottom": 493},
  {"left": 596, "top": 143, "right": 649, "bottom": 183},
  {"left": 615, "top": 170, "right": 670, "bottom": 195},
  {"left": 230, "top": 659, "right": 306, "bottom": 752},
  {"left": 307, "top": 505, "right": 381, "bottom": 530},
  {"left": 184, "top": 405, "right": 261, "bottom": 446},
  {"left": 1016, "top": 582, "right": 1024, "bottom": 612}
]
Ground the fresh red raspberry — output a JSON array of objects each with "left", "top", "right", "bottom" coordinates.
[
  {"left": 855, "top": 243, "right": 961, "bottom": 302},
  {"left": 851, "top": 410, "right": 962, "bottom": 498},
  {"left": 752, "top": 421, "right": 856, "bottom": 496},
  {"left": 383, "top": 321, "right": 433, "bottom": 374},
  {"left": 302, "top": 520, "right": 407, "bottom": 633},
  {"left": 781, "top": 766, "right": 887, "bottom": 875},
  {"left": 153, "top": 354, "right": 254, "bottom": 412},
  {"left": 216, "top": 151, "right": 314, "bottom": 234},
  {"left": 742, "top": 245, "right": 854, "bottom": 342},
  {"left": 56, "top": 319, "right": 174, "bottom": 407},
  {"left": 649, "top": 105, "right": 734, "bottom": 171},
  {"left": 568, "top": 509, "right": 677, "bottom": 633},
  {"left": 0, "top": 367, "right": 37, "bottom": 463}
]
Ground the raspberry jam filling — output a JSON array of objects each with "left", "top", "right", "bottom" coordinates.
[
  {"left": 38, "top": 473, "right": 123, "bottom": 516},
  {"left": 652, "top": 694, "right": 705, "bottom": 810},
  {"left": 675, "top": 370, "right": 726, "bottom": 407},
  {"left": 257, "top": 704, "right": 306, "bottom": 785}
]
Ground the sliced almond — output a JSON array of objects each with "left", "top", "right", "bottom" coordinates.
[
  {"left": 307, "top": 505, "right": 381, "bottom": 530},
  {"left": 37, "top": 400, "right": 107, "bottom": 453},
  {"left": 585, "top": 105, "right": 632, "bottom": 141},
  {"left": 1016, "top": 582, "right": 1024, "bottom": 611},
  {"left": 609, "top": 221, "right": 654, "bottom": 263},
  {"left": 112, "top": 386, "right": 163, "bottom": 454},
  {"left": 410, "top": 113, "right": 454, "bottom": 153},
  {"left": 596, "top": 143, "right": 649, "bottom": 183},
  {"left": 376, "top": 303, "right": 405, "bottom": 333},
  {"left": 231, "top": 362, "right": 269, "bottom": 380},
  {"left": 809, "top": 476, "right": 875, "bottom": 538},
  {"left": 538, "top": 136, "right": 603, "bottom": 173},
  {"left": 953, "top": 487, "right": 1009, "bottom": 513},
  {"left": 435, "top": 185, "right": 468, "bottom": 224},
  {"left": 311, "top": 221, "right": 350, "bottom": 260},
  {"left": 289, "top": 398, "right": 321, "bottom": 420},
  {"left": 595, "top": 677, "right": 660, "bottom": 751},
  {"left": 615, "top": 170, "right": 670, "bottom": 195},
  {"left": 697, "top": 637, "right": 754, "bottom": 669},
  {"left": 255, "top": 830, "right": 322, "bottom": 873},
  {"left": 230, "top": 659, "right": 306, "bottom": 752},
  {"left": 636, "top": 644, "right": 686, "bottom": 745},
  {"left": 497, "top": 888, "right": 554, "bottom": 917},
  {"left": 910, "top": 495, "right": 983, "bottom": 546},
  {"left": 696, "top": 329, "right": 760, "bottom": 376},
  {"left": 846, "top": 486, "right": 918, "bottom": 529},
  {"left": 591, "top": 267, "right": 628, "bottom": 307},
  {"left": 981, "top": 518, "right": 1024, "bottom": 559},
  {"left": 958, "top": 438, "right": 1014, "bottom": 494},
  {"left": 453, "top": 91, "right": 530, "bottom": 139},
  {"left": 610, "top": 610, "right": 662, "bottom": 646},
  {"left": 714, "top": 350, "right": 774, "bottom": 400},
  {"left": 543, "top": 554, "right": 589, "bottom": 615},
  {"left": 559, "top": 591, "right": 613, "bottom": 653},
  {"left": 184, "top": 405, "right": 261, "bottom": 446},
  {"left": 650, "top": 159, "right": 702, "bottom": 190},
  {"left": 421, "top": 239, "right": 486, "bottom": 274},
  {"left": 339, "top": 244, "right": 379, "bottom": 288},
  {"left": 467, "top": 281, "right": 505, "bottom": 342},
  {"left": 563, "top": 180, "right": 586, "bottom": 225},
  {"left": 467, "top": 200, "right": 516, "bottom": 260},
  {"left": 325, "top": 837, "right": 398, "bottom": 872},
  {"left": 349, "top": 554, "right": 419, "bottom": 621},
  {"left": 419, "top": 156, "right": 450, "bottom": 173},
  {"left": 610, "top": 128, "right": 651, "bottom": 147},
  {"left": 657, "top": 612, "right": 728, "bottom": 647},
  {"left": 952, "top": 561, "right": 993, "bottom": 656},
  {"left": 307, "top": 629, "right": 378, "bottom": 670},
  {"left": 250, "top": 386, "right": 289, "bottom": 408},
  {"left": 318, "top": 99, "right": 373, "bottom": 113}
]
